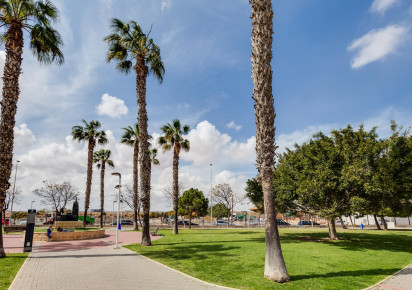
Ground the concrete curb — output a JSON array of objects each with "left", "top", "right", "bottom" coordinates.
[
  {"left": 7, "top": 252, "right": 30, "bottom": 290},
  {"left": 121, "top": 246, "right": 238, "bottom": 290},
  {"left": 364, "top": 262, "right": 412, "bottom": 290}
]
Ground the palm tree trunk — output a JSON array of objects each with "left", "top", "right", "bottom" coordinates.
[
  {"left": 0, "top": 22, "right": 24, "bottom": 258},
  {"left": 100, "top": 162, "right": 105, "bottom": 228},
  {"left": 251, "top": 0, "right": 289, "bottom": 282},
  {"left": 328, "top": 219, "right": 339, "bottom": 240},
  {"left": 83, "top": 138, "right": 95, "bottom": 227},
  {"left": 133, "top": 141, "right": 139, "bottom": 231},
  {"left": 373, "top": 214, "right": 381, "bottom": 230},
  {"left": 173, "top": 144, "right": 180, "bottom": 235},
  {"left": 136, "top": 57, "right": 151, "bottom": 246}
]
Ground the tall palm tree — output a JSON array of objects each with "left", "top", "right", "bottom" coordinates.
[
  {"left": 120, "top": 124, "right": 140, "bottom": 230},
  {"left": 158, "top": 119, "right": 190, "bottom": 234},
  {"left": 250, "top": 0, "right": 289, "bottom": 282},
  {"left": 105, "top": 19, "right": 164, "bottom": 246},
  {"left": 72, "top": 120, "right": 108, "bottom": 227},
  {"left": 0, "top": 0, "right": 64, "bottom": 259},
  {"left": 93, "top": 149, "right": 114, "bottom": 228}
]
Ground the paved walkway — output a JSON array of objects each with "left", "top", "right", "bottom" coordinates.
[
  {"left": 9, "top": 230, "right": 226, "bottom": 290},
  {"left": 3, "top": 233, "right": 24, "bottom": 253},
  {"left": 370, "top": 263, "right": 412, "bottom": 290}
]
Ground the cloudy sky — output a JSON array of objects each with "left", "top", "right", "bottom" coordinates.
[{"left": 4, "top": 0, "right": 412, "bottom": 212}]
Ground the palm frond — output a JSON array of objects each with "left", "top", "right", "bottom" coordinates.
[{"left": 30, "top": 24, "right": 64, "bottom": 65}]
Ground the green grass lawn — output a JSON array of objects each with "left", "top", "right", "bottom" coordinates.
[
  {"left": 125, "top": 228, "right": 412, "bottom": 289},
  {"left": 0, "top": 253, "right": 28, "bottom": 289}
]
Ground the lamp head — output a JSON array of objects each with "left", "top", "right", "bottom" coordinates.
[{"left": 111, "top": 172, "right": 121, "bottom": 176}]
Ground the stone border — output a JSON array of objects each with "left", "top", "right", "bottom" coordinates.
[{"left": 32, "top": 229, "right": 105, "bottom": 241}]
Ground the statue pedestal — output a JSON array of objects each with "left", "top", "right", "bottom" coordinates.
[{"left": 54, "top": 221, "right": 84, "bottom": 229}]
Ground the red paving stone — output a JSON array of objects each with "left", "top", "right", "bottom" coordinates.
[
  {"left": 3, "top": 229, "right": 162, "bottom": 253},
  {"left": 35, "top": 229, "right": 162, "bottom": 252},
  {"left": 3, "top": 233, "right": 24, "bottom": 253}
]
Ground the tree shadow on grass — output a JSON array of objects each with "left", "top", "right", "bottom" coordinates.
[
  {"left": 140, "top": 244, "right": 240, "bottom": 261},
  {"left": 291, "top": 268, "right": 400, "bottom": 282},
  {"left": 280, "top": 231, "right": 412, "bottom": 254}
]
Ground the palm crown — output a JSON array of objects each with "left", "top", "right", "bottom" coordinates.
[
  {"left": 0, "top": 0, "right": 64, "bottom": 64},
  {"left": 149, "top": 147, "right": 159, "bottom": 165},
  {"left": 120, "top": 123, "right": 139, "bottom": 146},
  {"left": 72, "top": 120, "right": 108, "bottom": 145},
  {"left": 104, "top": 18, "right": 164, "bottom": 81},
  {"left": 158, "top": 119, "right": 190, "bottom": 153},
  {"left": 93, "top": 149, "right": 114, "bottom": 169}
]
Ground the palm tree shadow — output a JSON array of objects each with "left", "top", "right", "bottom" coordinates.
[{"left": 292, "top": 268, "right": 400, "bottom": 281}]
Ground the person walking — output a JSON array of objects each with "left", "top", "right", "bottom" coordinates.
[{"left": 47, "top": 225, "right": 53, "bottom": 242}]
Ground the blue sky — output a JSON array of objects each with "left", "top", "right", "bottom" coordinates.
[{"left": 4, "top": 0, "right": 412, "bottom": 211}]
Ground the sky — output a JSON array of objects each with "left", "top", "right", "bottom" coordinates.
[{"left": 2, "top": 0, "right": 412, "bottom": 213}]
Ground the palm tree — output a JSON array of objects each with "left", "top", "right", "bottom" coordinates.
[
  {"left": 250, "top": 0, "right": 289, "bottom": 282},
  {"left": 0, "top": 0, "right": 64, "bottom": 259},
  {"left": 105, "top": 19, "right": 164, "bottom": 246},
  {"left": 158, "top": 119, "right": 190, "bottom": 234},
  {"left": 72, "top": 120, "right": 108, "bottom": 227},
  {"left": 120, "top": 124, "right": 140, "bottom": 230},
  {"left": 93, "top": 149, "right": 114, "bottom": 228},
  {"left": 149, "top": 147, "right": 160, "bottom": 171}
]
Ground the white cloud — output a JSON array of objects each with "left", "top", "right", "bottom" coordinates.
[
  {"left": 226, "top": 121, "right": 242, "bottom": 131},
  {"left": 177, "top": 103, "right": 190, "bottom": 109},
  {"left": 96, "top": 93, "right": 129, "bottom": 118},
  {"left": 370, "top": 0, "right": 399, "bottom": 15},
  {"left": 14, "top": 123, "right": 36, "bottom": 149},
  {"left": 161, "top": 0, "right": 171, "bottom": 11},
  {"left": 348, "top": 25, "right": 409, "bottom": 69}
]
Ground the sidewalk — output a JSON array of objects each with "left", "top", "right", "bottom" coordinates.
[
  {"left": 369, "top": 263, "right": 412, "bottom": 290},
  {"left": 9, "top": 231, "right": 227, "bottom": 290}
]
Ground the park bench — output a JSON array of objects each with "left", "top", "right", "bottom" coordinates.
[
  {"left": 4, "top": 225, "right": 26, "bottom": 234},
  {"left": 151, "top": 227, "right": 160, "bottom": 236}
]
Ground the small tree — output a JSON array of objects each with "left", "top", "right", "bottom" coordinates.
[
  {"left": 178, "top": 188, "right": 208, "bottom": 229},
  {"left": 2, "top": 187, "right": 22, "bottom": 223},
  {"left": 213, "top": 184, "right": 243, "bottom": 226},
  {"left": 207, "top": 203, "right": 230, "bottom": 219},
  {"left": 33, "top": 181, "right": 79, "bottom": 219},
  {"left": 163, "top": 183, "right": 184, "bottom": 208},
  {"left": 120, "top": 184, "right": 142, "bottom": 228}
]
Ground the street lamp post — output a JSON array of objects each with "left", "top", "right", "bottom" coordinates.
[
  {"left": 112, "top": 200, "right": 117, "bottom": 226},
  {"left": 31, "top": 200, "right": 35, "bottom": 210},
  {"left": 210, "top": 163, "right": 213, "bottom": 226},
  {"left": 10, "top": 160, "right": 20, "bottom": 224},
  {"left": 111, "top": 172, "right": 121, "bottom": 249}
]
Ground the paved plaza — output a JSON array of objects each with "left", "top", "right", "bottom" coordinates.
[{"left": 6, "top": 229, "right": 225, "bottom": 290}]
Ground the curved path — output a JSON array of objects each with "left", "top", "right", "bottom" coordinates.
[{"left": 9, "top": 229, "right": 229, "bottom": 290}]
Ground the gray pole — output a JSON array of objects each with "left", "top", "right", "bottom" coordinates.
[
  {"left": 210, "top": 163, "right": 213, "bottom": 226},
  {"left": 10, "top": 160, "right": 20, "bottom": 224},
  {"left": 112, "top": 172, "right": 121, "bottom": 249}
]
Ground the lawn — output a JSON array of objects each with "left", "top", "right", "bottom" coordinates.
[
  {"left": 125, "top": 228, "right": 412, "bottom": 289},
  {"left": 0, "top": 253, "right": 28, "bottom": 289}
]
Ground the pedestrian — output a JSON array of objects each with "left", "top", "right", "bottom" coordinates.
[{"left": 47, "top": 225, "right": 53, "bottom": 242}]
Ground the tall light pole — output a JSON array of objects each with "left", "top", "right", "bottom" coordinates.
[
  {"left": 112, "top": 200, "right": 117, "bottom": 226},
  {"left": 111, "top": 172, "right": 121, "bottom": 249},
  {"left": 210, "top": 163, "right": 213, "bottom": 226},
  {"left": 31, "top": 200, "right": 35, "bottom": 210},
  {"left": 10, "top": 160, "right": 20, "bottom": 224}
]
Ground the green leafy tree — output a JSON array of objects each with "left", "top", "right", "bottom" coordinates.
[
  {"left": 105, "top": 19, "right": 164, "bottom": 246},
  {"left": 178, "top": 188, "right": 208, "bottom": 229},
  {"left": 0, "top": 0, "right": 64, "bottom": 258},
  {"left": 250, "top": 0, "right": 289, "bottom": 281},
  {"left": 245, "top": 178, "right": 264, "bottom": 213},
  {"left": 93, "top": 149, "right": 114, "bottom": 228},
  {"left": 72, "top": 120, "right": 108, "bottom": 227},
  {"left": 207, "top": 203, "right": 230, "bottom": 219},
  {"left": 158, "top": 119, "right": 190, "bottom": 235}
]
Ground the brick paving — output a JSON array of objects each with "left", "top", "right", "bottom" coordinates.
[
  {"left": 370, "top": 264, "right": 412, "bottom": 290},
  {"left": 8, "top": 230, "right": 227, "bottom": 290},
  {"left": 3, "top": 233, "right": 24, "bottom": 253}
]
